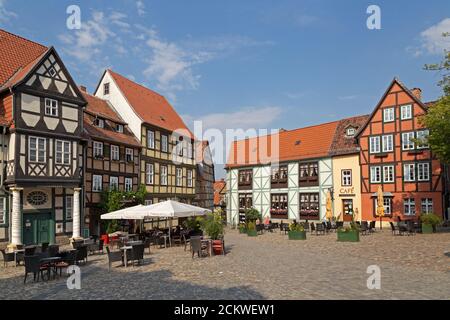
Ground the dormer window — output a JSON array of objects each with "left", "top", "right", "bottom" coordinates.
[
  {"left": 104, "top": 83, "right": 110, "bottom": 95},
  {"left": 116, "top": 124, "right": 124, "bottom": 133},
  {"left": 346, "top": 127, "right": 356, "bottom": 137},
  {"left": 94, "top": 118, "right": 104, "bottom": 128}
]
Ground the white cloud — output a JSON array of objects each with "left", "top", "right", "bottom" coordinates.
[
  {"left": 417, "top": 18, "right": 450, "bottom": 55},
  {"left": 338, "top": 95, "right": 358, "bottom": 101},
  {"left": 0, "top": 0, "right": 17, "bottom": 24},
  {"left": 136, "top": 0, "right": 146, "bottom": 16}
]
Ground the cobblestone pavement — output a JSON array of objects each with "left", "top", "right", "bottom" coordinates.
[{"left": 0, "top": 229, "right": 449, "bottom": 300}]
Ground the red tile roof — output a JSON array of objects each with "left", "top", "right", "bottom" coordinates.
[
  {"left": 214, "top": 179, "right": 226, "bottom": 206},
  {"left": 226, "top": 120, "right": 340, "bottom": 168},
  {"left": 0, "top": 29, "right": 48, "bottom": 89},
  {"left": 82, "top": 90, "right": 125, "bottom": 124},
  {"left": 329, "top": 115, "right": 369, "bottom": 156},
  {"left": 108, "top": 70, "right": 193, "bottom": 138}
]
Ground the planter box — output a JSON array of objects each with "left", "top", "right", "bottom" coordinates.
[
  {"left": 337, "top": 230, "right": 360, "bottom": 242},
  {"left": 239, "top": 228, "right": 247, "bottom": 234},
  {"left": 288, "top": 230, "right": 307, "bottom": 240},
  {"left": 422, "top": 224, "right": 434, "bottom": 234},
  {"left": 247, "top": 230, "right": 258, "bottom": 237},
  {"left": 212, "top": 240, "right": 223, "bottom": 255}
]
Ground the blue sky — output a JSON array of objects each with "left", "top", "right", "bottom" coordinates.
[{"left": 1, "top": 0, "right": 449, "bottom": 178}]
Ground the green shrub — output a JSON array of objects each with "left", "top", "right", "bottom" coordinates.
[
  {"left": 420, "top": 213, "right": 442, "bottom": 226},
  {"left": 245, "top": 208, "right": 262, "bottom": 223},
  {"left": 201, "top": 211, "right": 224, "bottom": 240},
  {"left": 290, "top": 223, "right": 304, "bottom": 232},
  {"left": 247, "top": 221, "right": 256, "bottom": 231}
]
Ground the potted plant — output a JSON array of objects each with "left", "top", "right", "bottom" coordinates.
[
  {"left": 245, "top": 207, "right": 262, "bottom": 223},
  {"left": 288, "top": 223, "right": 307, "bottom": 240},
  {"left": 183, "top": 216, "right": 204, "bottom": 236},
  {"left": 201, "top": 211, "right": 225, "bottom": 255},
  {"left": 247, "top": 221, "right": 257, "bottom": 237},
  {"left": 337, "top": 222, "right": 360, "bottom": 242},
  {"left": 420, "top": 213, "right": 442, "bottom": 234},
  {"left": 238, "top": 223, "right": 247, "bottom": 234}
]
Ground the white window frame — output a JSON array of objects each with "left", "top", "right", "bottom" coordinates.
[
  {"left": 370, "top": 166, "right": 381, "bottom": 183},
  {"left": 116, "top": 124, "right": 124, "bottom": 133},
  {"left": 404, "top": 198, "right": 416, "bottom": 216},
  {"left": 161, "top": 165, "right": 168, "bottom": 186},
  {"left": 400, "top": 104, "right": 412, "bottom": 120},
  {"left": 382, "top": 135, "right": 394, "bottom": 152},
  {"left": 383, "top": 165, "right": 394, "bottom": 183},
  {"left": 45, "top": 98, "right": 58, "bottom": 117},
  {"left": 147, "top": 130, "right": 155, "bottom": 149},
  {"left": 161, "top": 135, "right": 168, "bottom": 153},
  {"left": 374, "top": 198, "right": 392, "bottom": 215},
  {"left": 346, "top": 127, "right": 356, "bottom": 137},
  {"left": 94, "top": 118, "right": 104, "bottom": 128},
  {"left": 109, "top": 176, "right": 119, "bottom": 190},
  {"left": 402, "top": 132, "right": 415, "bottom": 150},
  {"left": 187, "top": 169, "right": 193, "bottom": 187},
  {"left": 93, "top": 175, "right": 103, "bottom": 192},
  {"left": 146, "top": 163, "right": 154, "bottom": 185},
  {"left": 369, "top": 136, "right": 381, "bottom": 154},
  {"left": 65, "top": 195, "right": 73, "bottom": 220},
  {"left": 125, "top": 148, "right": 133, "bottom": 162},
  {"left": 104, "top": 83, "right": 110, "bottom": 95},
  {"left": 29, "top": 136, "right": 46, "bottom": 163},
  {"left": 111, "top": 145, "right": 120, "bottom": 161},
  {"left": 56, "top": 140, "right": 71, "bottom": 165},
  {"left": 342, "top": 170, "right": 352, "bottom": 186},
  {"left": 0, "top": 198, "right": 6, "bottom": 225},
  {"left": 418, "top": 162, "right": 430, "bottom": 181},
  {"left": 421, "top": 198, "right": 433, "bottom": 214},
  {"left": 125, "top": 178, "right": 133, "bottom": 192},
  {"left": 383, "top": 107, "right": 395, "bottom": 122},
  {"left": 93, "top": 141, "right": 103, "bottom": 158},
  {"left": 416, "top": 130, "right": 429, "bottom": 149},
  {"left": 176, "top": 168, "right": 183, "bottom": 186},
  {"left": 187, "top": 142, "right": 193, "bottom": 159},
  {"left": 404, "top": 163, "right": 416, "bottom": 182}
]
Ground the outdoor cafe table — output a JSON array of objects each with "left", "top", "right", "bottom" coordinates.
[
  {"left": 14, "top": 249, "right": 25, "bottom": 267},
  {"left": 40, "top": 257, "right": 62, "bottom": 280}
]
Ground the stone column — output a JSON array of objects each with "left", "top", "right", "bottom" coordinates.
[
  {"left": 8, "top": 187, "right": 23, "bottom": 249},
  {"left": 72, "top": 188, "right": 82, "bottom": 240}
]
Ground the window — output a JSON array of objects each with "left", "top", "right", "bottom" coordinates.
[
  {"left": 187, "top": 142, "right": 193, "bottom": 159},
  {"left": 49, "top": 67, "right": 56, "bottom": 77},
  {"left": 370, "top": 166, "right": 381, "bottom": 183},
  {"left": 93, "top": 141, "right": 103, "bottom": 158},
  {"left": 299, "top": 162, "right": 319, "bottom": 186},
  {"left": 104, "top": 83, "right": 110, "bottom": 95},
  {"left": 271, "top": 166, "right": 288, "bottom": 184},
  {"left": 421, "top": 199, "right": 433, "bottom": 214},
  {"left": 404, "top": 163, "right": 416, "bottom": 182},
  {"left": 176, "top": 168, "right": 183, "bottom": 186},
  {"left": 402, "top": 132, "right": 415, "bottom": 150},
  {"left": 346, "top": 127, "right": 356, "bottom": 137},
  {"left": 45, "top": 98, "right": 58, "bottom": 116},
  {"left": 125, "top": 178, "right": 132, "bottom": 192},
  {"left": 92, "top": 175, "right": 103, "bottom": 192},
  {"left": 416, "top": 130, "right": 429, "bottom": 149},
  {"left": 66, "top": 195, "right": 73, "bottom": 220},
  {"left": 418, "top": 163, "right": 430, "bottom": 181},
  {"left": 383, "top": 165, "right": 394, "bottom": 183},
  {"left": 29, "top": 136, "right": 46, "bottom": 163},
  {"left": 161, "top": 135, "right": 168, "bottom": 153},
  {"left": 125, "top": 148, "right": 133, "bottom": 162},
  {"left": 56, "top": 140, "right": 71, "bottom": 165},
  {"left": 146, "top": 163, "right": 154, "bottom": 185},
  {"left": 109, "top": 176, "right": 119, "bottom": 190},
  {"left": 238, "top": 170, "right": 253, "bottom": 186},
  {"left": 187, "top": 170, "right": 193, "bottom": 187},
  {"left": 299, "top": 193, "right": 320, "bottom": 218},
  {"left": 161, "top": 165, "right": 168, "bottom": 185},
  {"left": 342, "top": 170, "right": 352, "bottom": 186},
  {"left": 111, "top": 145, "right": 119, "bottom": 161},
  {"left": 27, "top": 191, "right": 48, "bottom": 206},
  {"left": 94, "top": 118, "right": 104, "bottom": 128},
  {"left": 404, "top": 198, "right": 416, "bottom": 216},
  {"left": 176, "top": 141, "right": 184, "bottom": 157},
  {"left": 271, "top": 194, "right": 288, "bottom": 217},
  {"left": 116, "top": 124, "right": 123, "bottom": 133},
  {"left": 147, "top": 130, "right": 155, "bottom": 149},
  {"left": 400, "top": 104, "right": 412, "bottom": 120},
  {"left": 383, "top": 107, "right": 395, "bottom": 122},
  {"left": 239, "top": 193, "right": 252, "bottom": 222},
  {"left": 145, "top": 199, "right": 153, "bottom": 206},
  {"left": 0, "top": 198, "right": 6, "bottom": 224},
  {"left": 381, "top": 198, "right": 392, "bottom": 215},
  {"left": 369, "top": 136, "right": 381, "bottom": 153},
  {"left": 382, "top": 135, "right": 394, "bottom": 152}
]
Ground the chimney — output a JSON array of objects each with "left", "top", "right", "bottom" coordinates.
[
  {"left": 279, "top": 128, "right": 287, "bottom": 132},
  {"left": 79, "top": 85, "right": 87, "bottom": 93},
  {"left": 411, "top": 88, "right": 422, "bottom": 101}
]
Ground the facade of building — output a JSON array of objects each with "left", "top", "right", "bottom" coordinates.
[
  {"left": 194, "top": 141, "right": 215, "bottom": 211},
  {"left": 0, "top": 30, "right": 86, "bottom": 246},
  {"left": 81, "top": 89, "right": 141, "bottom": 236},
  {"left": 93, "top": 70, "right": 196, "bottom": 205},
  {"left": 214, "top": 179, "right": 227, "bottom": 211},
  {"left": 358, "top": 79, "right": 444, "bottom": 222}
]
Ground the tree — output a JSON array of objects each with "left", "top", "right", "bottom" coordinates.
[{"left": 419, "top": 32, "right": 450, "bottom": 164}]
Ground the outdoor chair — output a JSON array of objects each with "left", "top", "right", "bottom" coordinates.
[
  {"left": 41, "top": 242, "right": 49, "bottom": 253},
  {"left": 24, "top": 255, "right": 48, "bottom": 284},
  {"left": 72, "top": 240, "right": 84, "bottom": 250},
  {"left": 315, "top": 223, "right": 326, "bottom": 235},
  {"left": 48, "top": 245, "right": 59, "bottom": 257},
  {"left": 143, "top": 238, "right": 152, "bottom": 254},
  {"left": 75, "top": 245, "right": 88, "bottom": 265},
  {"left": 128, "top": 244, "right": 145, "bottom": 266},
  {"left": 336, "top": 221, "right": 344, "bottom": 228},
  {"left": 190, "top": 237, "right": 208, "bottom": 258},
  {"left": 256, "top": 224, "right": 265, "bottom": 235},
  {"left": 280, "top": 223, "right": 289, "bottom": 235},
  {"left": 360, "top": 222, "right": 368, "bottom": 235},
  {"left": 106, "top": 246, "right": 123, "bottom": 272},
  {"left": 172, "top": 234, "right": 182, "bottom": 246},
  {"left": 389, "top": 222, "right": 400, "bottom": 235},
  {"left": 368, "top": 221, "right": 376, "bottom": 233},
  {"left": 55, "top": 250, "right": 77, "bottom": 276},
  {"left": 302, "top": 222, "right": 310, "bottom": 232},
  {"left": 325, "top": 221, "right": 332, "bottom": 232},
  {"left": 183, "top": 234, "right": 191, "bottom": 252},
  {"left": 24, "top": 246, "right": 36, "bottom": 256},
  {"left": 1, "top": 249, "right": 15, "bottom": 267},
  {"left": 310, "top": 222, "right": 316, "bottom": 233}
]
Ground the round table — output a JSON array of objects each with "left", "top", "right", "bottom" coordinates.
[{"left": 40, "top": 257, "right": 62, "bottom": 281}]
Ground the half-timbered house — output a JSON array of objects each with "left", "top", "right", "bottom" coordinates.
[
  {"left": 81, "top": 88, "right": 141, "bottom": 236},
  {"left": 193, "top": 141, "right": 215, "bottom": 211},
  {"left": 0, "top": 30, "right": 86, "bottom": 246}
]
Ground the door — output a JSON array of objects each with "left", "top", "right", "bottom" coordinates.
[
  {"left": 37, "top": 215, "right": 50, "bottom": 244},
  {"left": 342, "top": 199, "right": 354, "bottom": 222},
  {"left": 22, "top": 213, "right": 52, "bottom": 245}
]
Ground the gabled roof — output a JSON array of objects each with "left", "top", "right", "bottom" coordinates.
[
  {"left": 0, "top": 29, "right": 48, "bottom": 89},
  {"left": 225, "top": 120, "right": 340, "bottom": 169},
  {"left": 214, "top": 179, "right": 226, "bottom": 205},
  {"left": 329, "top": 115, "right": 370, "bottom": 156},
  {"left": 82, "top": 90, "right": 126, "bottom": 124},
  {"left": 106, "top": 69, "right": 193, "bottom": 138}
]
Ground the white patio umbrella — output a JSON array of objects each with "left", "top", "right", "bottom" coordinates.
[{"left": 100, "top": 204, "right": 144, "bottom": 220}]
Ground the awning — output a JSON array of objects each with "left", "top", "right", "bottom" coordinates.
[{"left": 371, "top": 192, "right": 394, "bottom": 197}]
